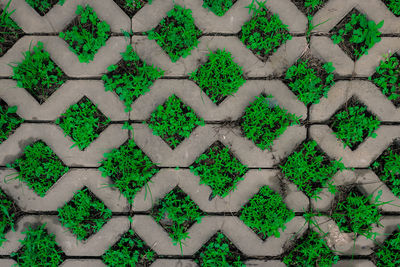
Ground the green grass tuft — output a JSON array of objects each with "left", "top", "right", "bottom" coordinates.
[
  {"left": 99, "top": 139, "right": 159, "bottom": 204},
  {"left": 58, "top": 187, "right": 112, "bottom": 240},
  {"left": 241, "top": 95, "right": 300, "bottom": 150},
  {"left": 60, "top": 5, "right": 111, "bottom": 63},
  {"left": 25, "top": 0, "right": 66, "bottom": 16},
  {"left": 190, "top": 49, "right": 246, "bottom": 104},
  {"left": 0, "top": 188, "right": 18, "bottom": 247},
  {"left": 0, "top": 0, "right": 23, "bottom": 57},
  {"left": 190, "top": 141, "right": 248, "bottom": 198},
  {"left": 383, "top": 0, "right": 400, "bottom": 16},
  {"left": 102, "top": 45, "right": 164, "bottom": 112},
  {"left": 0, "top": 102, "right": 23, "bottom": 144},
  {"left": 146, "top": 5, "right": 202, "bottom": 62},
  {"left": 7, "top": 141, "right": 69, "bottom": 197},
  {"left": 375, "top": 225, "right": 400, "bottom": 267},
  {"left": 202, "top": 0, "right": 235, "bottom": 16},
  {"left": 147, "top": 94, "right": 204, "bottom": 149},
  {"left": 118, "top": 0, "right": 151, "bottom": 17}
]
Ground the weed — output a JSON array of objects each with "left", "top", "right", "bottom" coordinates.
[
  {"left": 202, "top": 0, "right": 236, "bottom": 16},
  {"left": 0, "top": 188, "right": 18, "bottom": 247},
  {"left": 283, "top": 230, "right": 339, "bottom": 266},
  {"left": 55, "top": 97, "right": 110, "bottom": 150},
  {"left": 240, "top": 2, "right": 291, "bottom": 61},
  {"left": 11, "top": 223, "right": 65, "bottom": 266},
  {"left": 102, "top": 229, "right": 156, "bottom": 266},
  {"left": 7, "top": 141, "right": 69, "bottom": 197},
  {"left": 291, "top": 0, "right": 327, "bottom": 16},
  {"left": 60, "top": 5, "right": 111, "bottom": 63},
  {"left": 102, "top": 45, "right": 164, "bottom": 112},
  {"left": 115, "top": 0, "right": 152, "bottom": 17},
  {"left": 279, "top": 140, "right": 346, "bottom": 200},
  {"left": 0, "top": 101, "right": 23, "bottom": 144},
  {"left": 285, "top": 56, "right": 335, "bottom": 105},
  {"left": 370, "top": 53, "right": 400, "bottom": 107},
  {"left": 25, "top": 0, "right": 66, "bottom": 16},
  {"left": 240, "top": 185, "right": 294, "bottom": 239},
  {"left": 0, "top": 0, "right": 23, "bottom": 57},
  {"left": 329, "top": 98, "right": 381, "bottom": 149},
  {"left": 147, "top": 94, "right": 204, "bottom": 149},
  {"left": 374, "top": 225, "right": 400, "bottom": 267},
  {"left": 146, "top": 5, "right": 202, "bottom": 62},
  {"left": 190, "top": 141, "right": 248, "bottom": 198},
  {"left": 12, "top": 41, "right": 66, "bottom": 104},
  {"left": 331, "top": 10, "right": 383, "bottom": 60},
  {"left": 196, "top": 232, "right": 245, "bottom": 267},
  {"left": 58, "top": 187, "right": 112, "bottom": 240},
  {"left": 189, "top": 49, "right": 246, "bottom": 104},
  {"left": 241, "top": 95, "right": 300, "bottom": 150},
  {"left": 152, "top": 187, "right": 203, "bottom": 249},
  {"left": 99, "top": 139, "right": 159, "bottom": 204},
  {"left": 383, "top": 0, "right": 400, "bottom": 16}
]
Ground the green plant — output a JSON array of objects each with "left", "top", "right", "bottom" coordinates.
[
  {"left": 102, "top": 229, "right": 156, "bottom": 266},
  {"left": 190, "top": 141, "right": 248, "bottom": 198},
  {"left": 12, "top": 41, "right": 66, "bottom": 104},
  {"left": 190, "top": 49, "right": 246, "bottom": 104},
  {"left": 240, "top": 2, "right": 291, "bottom": 61},
  {"left": 0, "top": 188, "right": 18, "bottom": 247},
  {"left": 25, "top": 0, "right": 66, "bottom": 16},
  {"left": 0, "top": 103, "right": 23, "bottom": 144},
  {"left": 283, "top": 230, "right": 339, "bottom": 266},
  {"left": 0, "top": 0, "right": 23, "bottom": 57},
  {"left": 370, "top": 54, "right": 400, "bottom": 107},
  {"left": 331, "top": 11, "right": 383, "bottom": 60},
  {"left": 99, "top": 139, "right": 159, "bottom": 204},
  {"left": 60, "top": 5, "right": 111, "bottom": 63},
  {"left": 375, "top": 225, "right": 400, "bottom": 267},
  {"left": 11, "top": 223, "right": 65, "bottom": 266},
  {"left": 279, "top": 140, "right": 346, "bottom": 200},
  {"left": 117, "top": 0, "right": 152, "bottom": 17},
  {"left": 152, "top": 187, "right": 203, "bottom": 248},
  {"left": 241, "top": 95, "right": 300, "bottom": 150},
  {"left": 285, "top": 58, "right": 335, "bottom": 105},
  {"left": 330, "top": 99, "right": 381, "bottom": 149},
  {"left": 202, "top": 0, "right": 235, "bottom": 16},
  {"left": 196, "top": 232, "right": 245, "bottom": 267},
  {"left": 58, "top": 187, "right": 112, "bottom": 240},
  {"left": 7, "top": 141, "right": 69, "bottom": 197},
  {"left": 55, "top": 97, "right": 110, "bottom": 150},
  {"left": 147, "top": 94, "right": 204, "bottom": 149},
  {"left": 102, "top": 45, "right": 164, "bottom": 112},
  {"left": 383, "top": 0, "right": 400, "bottom": 16},
  {"left": 146, "top": 5, "right": 202, "bottom": 62},
  {"left": 240, "top": 185, "right": 294, "bottom": 239}
]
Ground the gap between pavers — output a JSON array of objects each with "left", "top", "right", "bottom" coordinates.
[
  {"left": 132, "top": 215, "right": 306, "bottom": 256},
  {"left": 132, "top": 169, "right": 309, "bottom": 213},
  {"left": 333, "top": 260, "right": 376, "bottom": 267},
  {"left": 0, "top": 123, "right": 128, "bottom": 167}
]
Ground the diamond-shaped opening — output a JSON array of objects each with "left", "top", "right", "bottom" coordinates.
[
  {"left": 195, "top": 232, "right": 244, "bottom": 266},
  {"left": 239, "top": 185, "right": 294, "bottom": 240},
  {"left": 240, "top": 94, "right": 300, "bottom": 150},
  {"left": 151, "top": 187, "right": 204, "bottom": 244},
  {"left": 190, "top": 49, "right": 246, "bottom": 105},
  {"left": 146, "top": 4, "right": 202, "bottom": 63},
  {"left": 0, "top": 188, "right": 21, "bottom": 246},
  {"left": 282, "top": 230, "right": 338, "bottom": 266},
  {"left": 11, "top": 223, "right": 65, "bottom": 266},
  {"left": 147, "top": 94, "right": 204, "bottom": 149},
  {"left": 55, "top": 96, "right": 110, "bottom": 151},
  {"left": 60, "top": 5, "right": 111, "bottom": 63},
  {"left": 370, "top": 53, "right": 400, "bottom": 108},
  {"left": 239, "top": 6, "right": 291, "bottom": 62},
  {"left": 113, "top": 0, "right": 150, "bottom": 17},
  {"left": 284, "top": 52, "right": 335, "bottom": 106},
  {"left": 99, "top": 139, "right": 159, "bottom": 204},
  {"left": 0, "top": 5, "right": 24, "bottom": 57},
  {"left": 103, "top": 45, "right": 164, "bottom": 112},
  {"left": 11, "top": 41, "right": 67, "bottom": 104},
  {"left": 202, "top": 0, "right": 238, "bottom": 16},
  {"left": 0, "top": 99, "right": 23, "bottom": 144},
  {"left": 330, "top": 9, "right": 383, "bottom": 61},
  {"left": 7, "top": 140, "right": 69, "bottom": 197},
  {"left": 102, "top": 229, "right": 156, "bottom": 266},
  {"left": 373, "top": 225, "right": 400, "bottom": 266},
  {"left": 279, "top": 140, "right": 345, "bottom": 200},
  {"left": 382, "top": 0, "right": 400, "bottom": 17},
  {"left": 328, "top": 96, "right": 381, "bottom": 150},
  {"left": 190, "top": 141, "right": 249, "bottom": 198},
  {"left": 371, "top": 138, "right": 400, "bottom": 198},
  {"left": 290, "top": 0, "right": 328, "bottom": 16},
  {"left": 58, "top": 187, "right": 112, "bottom": 241},
  {"left": 25, "top": 0, "right": 64, "bottom": 16}
]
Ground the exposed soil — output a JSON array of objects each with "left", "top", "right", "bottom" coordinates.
[
  {"left": 0, "top": 99, "right": 23, "bottom": 143},
  {"left": 114, "top": 0, "right": 149, "bottom": 18},
  {"left": 0, "top": 189, "right": 22, "bottom": 235},
  {"left": 0, "top": 11, "right": 24, "bottom": 57}
]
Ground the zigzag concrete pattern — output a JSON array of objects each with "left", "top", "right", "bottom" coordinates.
[{"left": 0, "top": 0, "right": 399, "bottom": 266}]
